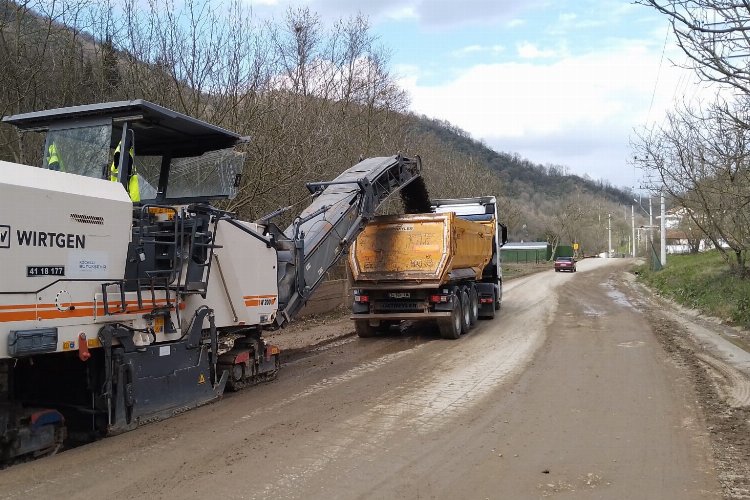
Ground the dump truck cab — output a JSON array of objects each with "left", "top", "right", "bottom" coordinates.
[{"left": 433, "top": 196, "right": 508, "bottom": 313}]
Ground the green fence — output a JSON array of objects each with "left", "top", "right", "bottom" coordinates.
[
  {"left": 501, "top": 245, "right": 551, "bottom": 263},
  {"left": 649, "top": 241, "right": 663, "bottom": 271}
]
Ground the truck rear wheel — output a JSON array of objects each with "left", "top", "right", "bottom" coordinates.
[
  {"left": 355, "top": 320, "right": 379, "bottom": 338},
  {"left": 460, "top": 290, "right": 472, "bottom": 334},
  {"left": 438, "top": 295, "right": 462, "bottom": 340},
  {"left": 469, "top": 286, "right": 479, "bottom": 326}
]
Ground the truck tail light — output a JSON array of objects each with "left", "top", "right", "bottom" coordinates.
[
  {"left": 355, "top": 295, "right": 369, "bottom": 303},
  {"left": 480, "top": 297, "right": 493, "bottom": 304},
  {"left": 429, "top": 295, "right": 448, "bottom": 303}
]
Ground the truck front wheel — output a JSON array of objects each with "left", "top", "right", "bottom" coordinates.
[{"left": 438, "top": 295, "right": 462, "bottom": 340}]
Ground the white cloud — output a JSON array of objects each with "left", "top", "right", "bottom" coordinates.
[
  {"left": 414, "top": 0, "right": 542, "bottom": 28},
  {"left": 399, "top": 42, "right": 703, "bottom": 187},
  {"left": 451, "top": 44, "right": 505, "bottom": 57},
  {"left": 393, "top": 63, "right": 426, "bottom": 84},
  {"left": 507, "top": 18, "right": 525, "bottom": 28},
  {"left": 382, "top": 5, "right": 418, "bottom": 21},
  {"left": 516, "top": 41, "right": 557, "bottom": 59},
  {"left": 243, "top": 0, "right": 281, "bottom": 9},
  {"left": 452, "top": 44, "right": 484, "bottom": 56},
  {"left": 296, "top": 0, "right": 545, "bottom": 28}
]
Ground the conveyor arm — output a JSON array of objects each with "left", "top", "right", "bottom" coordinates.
[{"left": 273, "top": 155, "right": 427, "bottom": 326}]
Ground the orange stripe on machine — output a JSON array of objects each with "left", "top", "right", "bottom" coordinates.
[
  {"left": 243, "top": 295, "right": 277, "bottom": 307},
  {"left": 0, "top": 298, "right": 173, "bottom": 323}
]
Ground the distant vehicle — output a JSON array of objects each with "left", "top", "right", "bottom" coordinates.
[{"left": 554, "top": 256, "right": 577, "bottom": 272}]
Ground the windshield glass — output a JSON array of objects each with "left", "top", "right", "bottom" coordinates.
[
  {"left": 434, "top": 205, "right": 484, "bottom": 216},
  {"left": 457, "top": 214, "right": 495, "bottom": 222},
  {"left": 131, "top": 154, "right": 162, "bottom": 201},
  {"left": 44, "top": 123, "right": 112, "bottom": 179},
  {"left": 166, "top": 148, "right": 244, "bottom": 200}
]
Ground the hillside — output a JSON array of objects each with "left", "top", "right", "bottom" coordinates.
[
  {"left": 407, "top": 115, "right": 635, "bottom": 251},
  {"left": 412, "top": 115, "right": 633, "bottom": 205},
  {"left": 0, "top": 0, "right": 636, "bottom": 255}
]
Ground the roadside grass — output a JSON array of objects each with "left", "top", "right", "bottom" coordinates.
[
  {"left": 636, "top": 250, "right": 750, "bottom": 329},
  {"left": 503, "top": 261, "right": 552, "bottom": 280}
]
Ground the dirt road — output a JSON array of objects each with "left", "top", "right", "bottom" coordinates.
[{"left": 0, "top": 259, "right": 737, "bottom": 499}]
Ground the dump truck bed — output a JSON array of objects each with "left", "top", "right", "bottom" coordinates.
[{"left": 349, "top": 212, "right": 495, "bottom": 289}]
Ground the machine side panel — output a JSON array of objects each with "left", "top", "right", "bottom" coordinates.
[
  {"left": 184, "top": 220, "right": 278, "bottom": 329},
  {"left": 0, "top": 161, "right": 132, "bottom": 293},
  {"left": 0, "top": 162, "right": 133, "bottom": 358}
]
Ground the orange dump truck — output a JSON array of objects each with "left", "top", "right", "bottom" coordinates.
[{"left": 349, "top": 197, "right": 507, "bottom": 339}]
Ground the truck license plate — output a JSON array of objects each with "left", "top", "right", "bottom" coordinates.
[{"left": 388, "top": 292, "right": 410, "bottom": 299}]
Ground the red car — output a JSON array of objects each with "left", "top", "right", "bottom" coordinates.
[{"left": 554, "top": 256, "right": 576, "bottom": 272}]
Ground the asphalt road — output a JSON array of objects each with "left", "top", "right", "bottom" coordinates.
[{"left": 0, "top": 258, "right": 722, "bottom": 499}]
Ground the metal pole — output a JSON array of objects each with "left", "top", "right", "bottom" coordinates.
[
  {"left": 660, "top": 192, "right": 666, "bottom": 267},
  {"left": 608, "top": 213, "right": 612, "bottom": 258},
  {"left": 649, "top": 197, "right": 653, "bottom": 243},
  {"left": 631, "top": 205, "right": 636, "bottom": 257}
]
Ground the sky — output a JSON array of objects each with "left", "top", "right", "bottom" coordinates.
[{"left": 248, "top": 0, "right": 707, "bottom": 190}]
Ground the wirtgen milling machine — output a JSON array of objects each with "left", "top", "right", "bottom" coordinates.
[{"left": 0, "top": 100, "right": 427, "bottom": 463}]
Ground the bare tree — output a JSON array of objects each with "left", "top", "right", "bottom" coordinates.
[
  {"left": 539, "top": 193, "right": 591, "bottom": 258},
  {"left": 0, "top": 0, "right": 119, "bottom": 162},
  {"left": 639, "top": 0, "right": 750, "bottom": 93},
  {"left": 633, "top": 100, "right": 750, "bottom": 275}
]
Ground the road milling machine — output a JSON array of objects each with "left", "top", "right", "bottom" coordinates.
[{"left": 0, "top": 100, "right": 427, "bottom": 464}]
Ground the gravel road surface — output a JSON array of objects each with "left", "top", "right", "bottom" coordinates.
[{"left": 2, "top": 258, "right": 741, "bottom": 499}]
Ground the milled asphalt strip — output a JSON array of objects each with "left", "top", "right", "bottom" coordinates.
[
  {"left": 630, "top": 278, "right": 750, "bottom": 377},
  {"left": 668, "top": 311, "right": 750, "bottom": 376},
  {"left": 252, "top": 265, "right": 560, "bottom": 498},
  {"left": 233, "top": 344, "right": 429, "bottom": 425}
]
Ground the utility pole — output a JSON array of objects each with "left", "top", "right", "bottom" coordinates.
[
  {"left": 631, "top": 205, "right": 636, "bottom": 257},
  {"left": 634, "top": 194, "right": 654, "bottom": 247},
  {"left": 608, "top": 213, "right": 612, "bottom": 258},
  {"left": 660, "top": 191, "right": 666, "bottom": 267},
  {"left": 649, "top": 196, "right": 653, "bottom": 240}
]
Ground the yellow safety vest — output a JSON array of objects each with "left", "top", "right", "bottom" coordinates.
[
  {"left": 110, "top": 143, "right": 140, "bottom": 203},
  {"left": 47, "top": 143, "right": 63, "bottom": 171}
]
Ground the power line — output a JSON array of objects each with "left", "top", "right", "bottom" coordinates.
[
  {"left": 647, "top": 21, "right": 672, "bottom": 125},
  {"left": 635, "top": 21, "right": 673, "bottom": 192}
]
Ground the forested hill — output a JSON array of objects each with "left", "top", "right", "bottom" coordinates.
[
  {"left": 412, "top": 116, "right": 633, "bottom": 206},
  {"left": 0, "top": 0, "right": 635, "bottom": 253}
]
